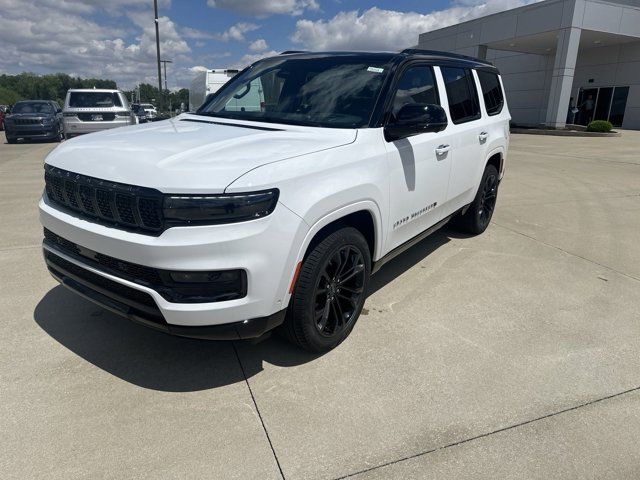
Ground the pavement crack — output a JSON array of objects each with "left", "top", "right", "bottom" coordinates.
[
  {"left": 232, "top": 342, "right": 286, "bottom": 480},
  {"left": 336, "top": 385, "right": 640, "bottom": 479},
  {"left": 492, "top": 222, "right": 640, "bottom": 283}
]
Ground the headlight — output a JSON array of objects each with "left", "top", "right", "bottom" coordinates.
[{"left": 163, "top": 189, "right": 279, "bottom": 225}]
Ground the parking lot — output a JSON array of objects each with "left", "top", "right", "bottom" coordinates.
[{"left": 1, "top": 131, "right": 640, "bottom": 479}]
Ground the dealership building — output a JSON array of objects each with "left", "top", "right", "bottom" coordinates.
[{"left": 417, "top": 0, "right": 640, "bottom": 129}]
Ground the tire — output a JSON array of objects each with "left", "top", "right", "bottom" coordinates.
[
  {"left": 282, "top": 226, "right": 371, "bottom": 352},
  {"left": 452, "top": 163, "right": 499, "bottom": 235},
  {"left": 6, "top": 136, "right": 16, "bottom": 144},
  {"left": 56, "top": 125, "right": 64, "bottom": 142}
]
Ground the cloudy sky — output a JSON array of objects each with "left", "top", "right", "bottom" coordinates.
[{"left": 0, "top": 0, "right": 539, "bottom": 90}]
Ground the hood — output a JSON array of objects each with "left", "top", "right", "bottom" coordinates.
[{"left": 44, "top": 114, "right": 357, "bottom": 193}]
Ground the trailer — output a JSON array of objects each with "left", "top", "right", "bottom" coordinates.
[{"left": 188, "top": 69, "right": 239, "bottom": 112}]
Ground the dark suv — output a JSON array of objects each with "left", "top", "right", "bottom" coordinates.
[{"left": 4, "top": 100, "right": 64, "bottom": 144}]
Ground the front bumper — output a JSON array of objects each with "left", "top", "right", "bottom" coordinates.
[
  {"left": 6, "top": 125, "right": 58, "bottom": 139},
  {"left": 44, "top": 247, "right": 286, "bottom": 339},
  {"left": 39, "top": 193, "right": 307, "bottom": 331}
]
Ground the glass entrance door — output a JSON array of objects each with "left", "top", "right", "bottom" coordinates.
[{"left": 576, "top": 86, "right": 629, "bottom": 127}]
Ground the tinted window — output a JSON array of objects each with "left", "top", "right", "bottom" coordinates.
[
  {"left": 12, "top": 102, "right": 54, "bottom": 114},
  {"left": 441, "top": 67, "right": 480, "bottom": 124},
  {"left": 476, "top": 70, "right": 504, "bottom": 116},
  {"left": 391, "top": 65, "right": 439, "bottom": 119},
  {"left": 200, "top": 55, "right": 391, "bottom": 128},
  {"left": 68, "top": 92, "right": 122, "bottom": 108}
]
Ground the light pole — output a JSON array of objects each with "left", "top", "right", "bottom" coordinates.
[
  {"left": 160, "top": 59, "right": 172, "bottom": 113},
  {"left": 153, "top": 0, "right": 163, "bottom": 112}
]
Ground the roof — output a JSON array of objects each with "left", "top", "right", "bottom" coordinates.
[
  {"left": 67, "top": 89, "right": 121, "bottom": 93},
  {"left": 276, "top": 49, "right": 494, "bottom": 69}
]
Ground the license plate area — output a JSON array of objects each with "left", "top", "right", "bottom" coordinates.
[{"left": 91, "top": 114, "right": 103, "bottom": 121}]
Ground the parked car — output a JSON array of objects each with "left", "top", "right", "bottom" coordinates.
[
  {"left": 4, "top": 100, "right": 64, "bottom": 143},
  {"left": 63, "top": 89, "right": 134, "bottom": 138},
  {"left": 131, "top": 103, "right": 148, "bottom": 124},
  {"left": 40, "top": 49, "right": 510, "bottom": 352},
  {"left": 139, "top": 103, "right": 158, "bottom": 120}
]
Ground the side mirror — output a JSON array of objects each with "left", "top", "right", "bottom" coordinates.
[{"left": 384, "top": 103, "right": 448, "bottom": 141}]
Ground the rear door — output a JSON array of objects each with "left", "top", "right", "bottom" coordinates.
[
  {"left": 437, "top": 66, "right": 485, "bottom": 214},
  {"left": 383, "top": 63, "right": 456, "bottom": 252}
]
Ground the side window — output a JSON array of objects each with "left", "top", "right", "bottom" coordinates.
[
  {"left": 476, "top": 70, "right": 504, "bottom": 116},
  {"left": 440, "top": 67, "right": 480, "bottom": 124},
  {"left": 391, "top": 65, "right": 439, "bottom": 119}
]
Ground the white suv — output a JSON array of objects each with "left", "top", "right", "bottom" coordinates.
[
  {"left": 40, "top": 50, "right": 510, "bottom": 352},
  {"left": 63, "top": 89, "right": 134, "bottom": 138}
]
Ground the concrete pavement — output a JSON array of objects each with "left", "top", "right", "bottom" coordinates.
[{"left": 1, "top": 131, "right": 639, "bottom": 479}]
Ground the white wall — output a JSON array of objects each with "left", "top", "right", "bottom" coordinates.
[{"left": 486, "top": 50, "right": 554, "bottom": 126}]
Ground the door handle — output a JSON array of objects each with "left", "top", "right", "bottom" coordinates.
[
  {"left": 435, "top": 144, "right": 450, "bottom": 156},
  {"left": 479, "top": 131, "right": 489, "bottom": 142}
]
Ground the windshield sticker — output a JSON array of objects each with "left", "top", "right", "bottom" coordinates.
[{"left": 367, "top": 66, "right": 384, "bottom": 73}]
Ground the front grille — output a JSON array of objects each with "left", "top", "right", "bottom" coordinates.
[
  {"left": 15, "top": 118, "right": 42, "bottom": 125},
  {"left": 77, "top": 112, "right": 116, "bottom": 121},
  {"left": 44, "top": 165, "right": 164, "bottom": 235}
]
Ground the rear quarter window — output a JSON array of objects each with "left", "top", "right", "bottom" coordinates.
[
  {"left": 440, "top": 67, "right": 480, "bottom": 124},
  {"left": 476, "top": 70, "right": 504, "bottom": 116}
]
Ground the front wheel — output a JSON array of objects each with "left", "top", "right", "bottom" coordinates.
[
  {"left": 282, "top": 227, "right": 371, "bottom": 352},
  {"left": 452, "top": 163, "right": 499, "bottom": 235}
]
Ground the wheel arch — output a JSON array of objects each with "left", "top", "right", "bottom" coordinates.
[{"left": 298, "top": 201, "right": 382, "bottom": 264}]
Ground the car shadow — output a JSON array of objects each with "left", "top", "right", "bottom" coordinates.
[{"left": 34, "top": 224, "right": 464, "bottom": 392}]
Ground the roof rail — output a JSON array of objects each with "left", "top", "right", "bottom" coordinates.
[
  {"left": 280, "top": 50, "right": 308, "bottom": 55},
  {"left": 401, "top": 48, "right": 493, "bottom": 65}
]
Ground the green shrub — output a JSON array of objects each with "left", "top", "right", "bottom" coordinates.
[{"left": 586, "top": 120, "right": 613, "bottom": 132}]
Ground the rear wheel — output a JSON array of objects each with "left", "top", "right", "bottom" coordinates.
[
  {"left": 452, "top": 163, "right": 499, "bottom": 235},
  {"left": 282, "top": 227, "right": 371, "bottom": 352}
]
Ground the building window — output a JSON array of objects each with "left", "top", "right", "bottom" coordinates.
[{"left": 476, "top": 70, "right": 504, "bottom": 116}]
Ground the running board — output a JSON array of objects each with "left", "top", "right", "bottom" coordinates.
[{"left": 372, "top": 215, "right": 452, "bottom": 274}]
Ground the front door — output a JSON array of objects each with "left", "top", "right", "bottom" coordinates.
[{"left": 384, "top": 64, "right": 454, "bottom": 252}]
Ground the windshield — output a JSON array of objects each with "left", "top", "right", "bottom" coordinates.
[
  {"left": 12, "top": 102, "right": 54, "bottom": 114},
  {"left": 68, "top": 92, "right": 123, "bottom": 108},
  {"left": 197, "top": 55, "right": 392, "bottom": 128}
]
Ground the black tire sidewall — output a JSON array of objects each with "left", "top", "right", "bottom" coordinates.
[{"left": 289, "top": 227, "right": 371, "bottom": 352}]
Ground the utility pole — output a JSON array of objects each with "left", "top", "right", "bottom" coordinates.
[
  {"left": 160, "top": 59, "right": 173, "bottom": 114},
  {"left": 154, "top": 0, "right": 163, "bottom": 112}
]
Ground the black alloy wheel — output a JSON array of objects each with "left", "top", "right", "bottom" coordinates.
[
  {"left": 452, "top": 163, "right": 499, "bottom": 235},
  {"left": 282, "top": 226, "right": 371, "bottom": 352},
  {"left": 313, "top": 245, "right": 366, "bottom": 337},
  {"left": 477, "top": 169, "right": 498, "bottom": 228}
]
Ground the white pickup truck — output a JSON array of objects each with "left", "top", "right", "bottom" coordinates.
[{"left": 40, "top": 49, "right": 510, "bottom": 352}]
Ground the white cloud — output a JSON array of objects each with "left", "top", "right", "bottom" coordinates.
[
  {"left": 248, "top": 39, "right": 269, "bottom": 52},
  {"left": 232, "top": 50, "right": 280, "bottom": 70},
  {"left": 292, "top": 1, "right": 541, "bottom": 51},
  {"left": 0, "top": 0, "right": 191, "bottom": 90},
  {"left": 207, "top": 0, "right": 318, "bottom": 17},
  {"left": 219, "top": 22, "right": 260, "bottom": 42}
]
